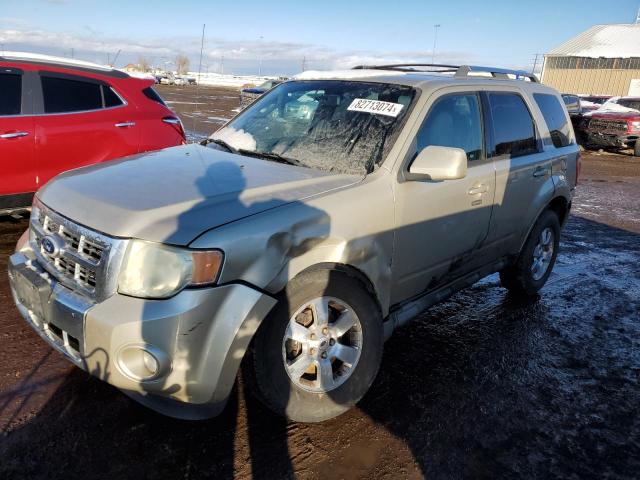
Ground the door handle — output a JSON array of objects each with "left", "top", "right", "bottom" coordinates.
[
  {"left": 0, "top": 131, "right": 29, "bottom": 139},
  {"left": 468, "top": 184, "right": 488, "bottom": 195},
  {"left": 532, "top": 166, "right": 548, "bottom": 178},
  {"left": 114, "top": 121, "right": 136, "bottom": 128}
]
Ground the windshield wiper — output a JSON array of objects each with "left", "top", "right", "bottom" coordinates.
[
  {"left": 204, "top": 138, "right": 237, "bottom": 153},
  {"left": 237, "top": 149, "right": 303, "bottom": 167}
]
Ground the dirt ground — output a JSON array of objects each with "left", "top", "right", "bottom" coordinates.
[
  {"left": 0, "top": 86, "right": 639, "bottom": 479},
  {"left": 155, "top": 84, "right": 240, "bottom": 141}
]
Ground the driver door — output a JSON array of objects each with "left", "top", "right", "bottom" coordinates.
[{"left": 390, "top": 91, "right": 496, "bottom": 303}]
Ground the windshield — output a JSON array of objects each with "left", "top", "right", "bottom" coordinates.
[
  {"left": 210, "top": 80, "right": 416, "bottom": 175},
  {"left": 617, "top": 99, "right": 640, "bottom": 112},
  {"left": 582, "top": 96, "right": 609, "bottom": 104}
]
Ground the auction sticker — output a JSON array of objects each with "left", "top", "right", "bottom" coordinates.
[{"left": 347, "top": 98, "right": 404, "bottom": 117}]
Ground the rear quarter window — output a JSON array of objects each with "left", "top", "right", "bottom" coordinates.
[
  {"left": 534, "top": 93, "right": 573, "bottom": 148},
  {"left": 142, "top": 87, "right": 167, "bottom": 106},
  {"left": 0, "top": 72, "right": 22, "bottom": 115}
]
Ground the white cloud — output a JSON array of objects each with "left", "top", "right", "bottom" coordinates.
[{"left": 0, "top": 23, "right": 476, "bottom": 73}]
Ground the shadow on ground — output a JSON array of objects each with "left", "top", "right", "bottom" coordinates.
[{"left": 0, "top": 216, "right": 639, "bottom": 479}]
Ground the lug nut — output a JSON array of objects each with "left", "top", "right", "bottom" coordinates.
[
  {"left": 310, "top": 333, "right": 316, "bottom": 340},
  {"left": 321, "top": 352, "right": 327, "bottom": 359},
  {"left": 322, "top": 327, "right": 329, "bottom": 335},
  {"left": 329, "top": 338, "right": 335, "bottom": 346},
  {"left": 310, "top": 348, "right": 316, "bottom": 355}
]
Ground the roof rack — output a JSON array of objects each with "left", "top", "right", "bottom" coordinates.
[
  {"left": 351, "top": 63, "right": 539, "bottom": 82},
  {"left": 352, "top": 63, "right": 459, "bottom": 73},
  {"left": 455, "top": 65, "right": 538, "bottom": 82}
]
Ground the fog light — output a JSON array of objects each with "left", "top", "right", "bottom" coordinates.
[{"left": 117, "top": 345, "right": 168, "bottom": 381}]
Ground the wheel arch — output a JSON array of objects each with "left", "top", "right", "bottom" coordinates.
[
  {"left": 286, "top": 262, "right": 385, "bottom": 320},
  {"left": 519, "top": 194, "right": 570, "bottom": 254}
]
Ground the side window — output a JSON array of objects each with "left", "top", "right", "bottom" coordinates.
[
  {"left": 416, "top": 93, "right": 483, "bottom": 161},
  {"left": 41, "top": 76, "right": 103, "bottom": 113},
  {"left": 0, "top": 72, "right": 22, "bottom": 115},
  {"left": 534, "top": 93, "right": 573, "bottom": 148},
  {"left": 102, "top": 85, "right": 124, "bottom": 108},
  {"left": 488, "top": 93, "right": 538, "bottom": 157}
]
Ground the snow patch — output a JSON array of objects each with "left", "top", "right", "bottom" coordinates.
[
  {"left": 1, "top": 50, "right": 113, "bottom": 71},
  {"left": 188, "top": 72, "right": 276, "bottom": 89},
  {"left": 211, "top": 127, "right": 256, "bottom": 151}
]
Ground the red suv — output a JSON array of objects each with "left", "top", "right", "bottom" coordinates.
[{"left": 0, "top": 53, "right": 185, "bottom": 213}]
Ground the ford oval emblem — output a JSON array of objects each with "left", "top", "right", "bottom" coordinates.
[{"left": 41, "top": 235, "right": 62, "bottom": 258}]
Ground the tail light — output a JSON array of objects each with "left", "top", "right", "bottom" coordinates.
[
  {"left": 576, "top": 151, "right": 581, "bottom": 186},
  {"left": 162, "top": 116, "right": 186, "bottom": 140}
]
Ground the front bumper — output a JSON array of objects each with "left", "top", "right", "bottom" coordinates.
[
  {"left": 586, "top": 131, "right": 638, "bottom": 148},
  {"left": 8, "top": 250, "right": 276, "bottom": 419}
]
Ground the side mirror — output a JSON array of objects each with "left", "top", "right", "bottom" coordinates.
[
  {"left": 408, "top": 145, "right": 467, "bottom": 181},
  {"left": 562, "top": 95, "right": 582, "bottom": 115}
]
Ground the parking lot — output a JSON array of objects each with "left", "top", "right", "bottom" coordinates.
[{"left": 1, "top": 87, "right": 639, "bottom": 479}]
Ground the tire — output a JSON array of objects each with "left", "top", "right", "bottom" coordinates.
[
  {"left": 245, "top": 269, "right": 384, "bottom": 422},
  {"left": 634, "top": 141, "right": 640, "bottom": 157},
  {"left": 500, "top": 210, "right": 561, "bottom": 296}
]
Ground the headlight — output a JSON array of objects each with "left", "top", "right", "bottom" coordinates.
[{"left": 118, "top": 240, "right": 223, "bottom": 299}]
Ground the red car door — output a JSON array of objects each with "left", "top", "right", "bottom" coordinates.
[
  {"left": 34, "top": 72, "right": 140, "bottom": 187},
  {"left": 0, "top": 68, "right": 36, "bottom": 203}
]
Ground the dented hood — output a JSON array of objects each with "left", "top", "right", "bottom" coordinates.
[{"left": 38, "top": 144, "right": 360, "bottom": 245}]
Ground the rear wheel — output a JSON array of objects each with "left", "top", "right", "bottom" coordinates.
[
  {"left": 246, "top": 270, "right": 383, "bottom": 422},
  {"left": 500, "top": 210, "right": 560, "bottom": 296}
]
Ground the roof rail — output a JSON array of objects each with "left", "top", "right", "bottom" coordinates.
[
  {"left": 352, "top": 63, "right": 459, "bottom": 72},
  {"left": 351, "top": 63, "right": 539, "bottom": 82},
  {"left": 454, "top": 65, "right": 539, "bottom": 82}
]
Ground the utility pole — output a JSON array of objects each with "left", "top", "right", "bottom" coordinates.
[
  {"left": 259, "top": 35, "right": 264, "bottom": 76},
  {"left": 636, "top": 5, "right": 640, "bottom": 23},
  {"left": 431, "top": 24, "right": 441, "bottom": 64},
  {"left": 302, "top": 56, "right": 307, "bottom": 72},
  {"left": 194, "top": 23, "right": 206, "bottom": 134},
  {"left": 197, "top": 24, "right": 205, "bottom": 84},
  {"left": 532, "top": 53, "right": 540, "bottom": 74}
]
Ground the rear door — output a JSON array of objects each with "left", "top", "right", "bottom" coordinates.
[
  {"left": 0, "top": 67, "right": 36, "bottom": 203},
  {"left": 34, "top": 72, "right": 139, "bottom": 187},
  {"left": 483, "top": 90, "right": 553, "bottom": 257}
]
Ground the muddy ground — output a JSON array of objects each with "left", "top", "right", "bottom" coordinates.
[{"left": 0, "top": 86, "right": 639, "bottom": 479}]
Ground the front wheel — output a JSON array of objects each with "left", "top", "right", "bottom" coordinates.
[
  {"left": 245, "top": 270, "right": 383, "bottom": 422},
  {"left": 500, "top": 210, "right": 560, "bottom": 296}
]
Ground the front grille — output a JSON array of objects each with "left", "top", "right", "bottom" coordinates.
[
  {"left": 29, "top": 202, "right": 121, "bottom": 299},
  {"left": 36, "top": 213, "right": 104, "bottom": 291},
  {"left": 588, "top": 118, "right": 628, "bottom": 133}
]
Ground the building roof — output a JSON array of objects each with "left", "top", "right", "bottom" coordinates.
[{"left": 547, "top": 24, "right": 640, "bottom": 58}]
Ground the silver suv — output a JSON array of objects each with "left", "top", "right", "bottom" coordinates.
[{"left": 8, "top": 65, "right": 579, "bottom": 422}]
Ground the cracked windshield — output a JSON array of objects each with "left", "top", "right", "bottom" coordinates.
[{"left": 210, "top": 80, "right": 415, "bottom": 175}]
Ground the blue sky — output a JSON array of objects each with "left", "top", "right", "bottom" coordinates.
[{"left": 1, "top": 0, "right": 639, "bottom": 75}]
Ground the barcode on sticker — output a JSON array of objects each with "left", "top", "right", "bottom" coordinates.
[{"left": 347, "top": 98, "right": 404, "bottom": 117}]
